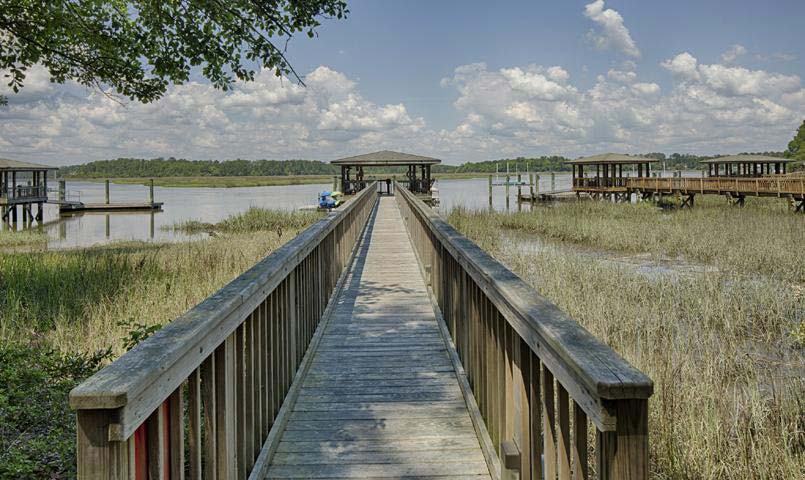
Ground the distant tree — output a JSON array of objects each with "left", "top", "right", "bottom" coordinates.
[
  {"left": 786, "top": 120, "right": 805, "bottom": 161},
  {"left": 0, "top": 0, "right": 348, "bottom": 105}
]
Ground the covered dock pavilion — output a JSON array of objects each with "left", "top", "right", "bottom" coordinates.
[
  {"left": 567, "top": 153, "right": 658, "bottom": 200},
  {"left": 701, "top": 154, "right": 793, "bottom": 177},
  {"left": 1, "top": 158, "right": 58, "bottom": 223},
  {"left": 331, "top": 150, "right": 440, "bottom": 196}
]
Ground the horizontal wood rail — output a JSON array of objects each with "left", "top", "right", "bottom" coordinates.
[
  {"left": 626, "top": 176, "right": 805, "bottom": 198},
  {"left": 70, "top": 184, "right": 378, "bottom": 479},
  {"left": 395, "top": 182, "right": 653, "bottom": 480}
]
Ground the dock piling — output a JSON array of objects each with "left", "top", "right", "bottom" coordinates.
[
  {"left": 58, "top": 180, "right": 65, "bottom": 202},
  {"left": 551, "top": 171, "right": 555, "bottom": 191},
  {"left": 105, "top": 179, "right": 110, "bottom": 204},
  {"left": 488, "top": 175, "right": 493, "bottom": 210},
  {"left": 149, "top": 179, "right": 154, "bottom": 205},
  {"left": 505, "top": 175, "right": 510, "bottom": 211}
]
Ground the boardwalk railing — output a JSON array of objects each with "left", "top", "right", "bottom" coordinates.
[
  {"left": 627, "top": 176, "right": 805, "bottom": 197},
  {"left": 70, "top": 184, "right": 377, "bottom": 479},
  {"left": 396, "top": 183, "right": 653, "bottom": 480}
]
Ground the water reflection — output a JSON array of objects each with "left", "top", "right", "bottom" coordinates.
[{"left": 0, "top": 172, "right": 699, "bottom": 249}]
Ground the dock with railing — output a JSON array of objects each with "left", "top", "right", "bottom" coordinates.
[{"left": 70, "top": 181, "right": 653, "bottom": 480}]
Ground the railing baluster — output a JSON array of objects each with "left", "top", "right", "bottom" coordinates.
[
  {"left": 214, "top": 337, "right": 236, "bottom": 478},
  {"left": 558, "top": 384, "right": 571, "bottom": 480},
  {"left": 168, "top": 386, "right": 185, "bottom": 480},
  {"left": 188, "top": 369, "right": 202, "bottom": 480},
  {"left": 200, "top": 355, "right": 217, "bottom": 478},
  {"left": 573, "top": 402, "right": 588, "bottom": 480},
  {"left": 542, "top": 366, "right": 557, "bottom": 479}
]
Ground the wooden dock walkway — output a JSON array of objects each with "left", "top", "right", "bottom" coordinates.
[
  {"left": 265, "top": 197, "right": 491, "bottom": 478},
  {"left": 71, "top": 183, "right": 654, "bottom": 480}
]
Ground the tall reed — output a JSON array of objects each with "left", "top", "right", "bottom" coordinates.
[{"left": 448, "top": 203, "right": 805, "bottom": 479}]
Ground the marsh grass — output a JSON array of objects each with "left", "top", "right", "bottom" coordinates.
[
  {"left": 0, "top": 209, "right": 322, "bottom": 477},
  {"left": 449, "top": 196, "right": 804, "bottom": 282},
  {"left": 0, "top": 229, "right": 47, "bottom": 250},
  {"left": 1, "top": 214, "right": 319, "bottom": 354},
  {"left": 166, "top": 207, "right": 323, "bottom": 235},
  {"left": 448, "top": 202, "right": 805, "bottom": 479}
]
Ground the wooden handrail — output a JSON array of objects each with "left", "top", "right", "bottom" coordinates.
[
  {"left": 395, "top": 182, "right": 653, "bottom": 479},
  {"left": 626, "top": 176, "right": 805, "bottom": 196},
  {"left": 70, "top": 184, "right": 378, "bottom": 479}
]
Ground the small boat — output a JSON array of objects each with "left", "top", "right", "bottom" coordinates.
[{"left": 317, "top": 191, "right": 344, "bottom": 211}]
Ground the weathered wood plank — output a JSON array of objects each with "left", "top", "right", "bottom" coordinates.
[{"left": 263, "top": 197, "right": 491, "bottom": 479}]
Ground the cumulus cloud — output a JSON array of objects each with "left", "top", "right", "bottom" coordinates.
[
  {"left": 438, "top": 56, "right": 803, "bottom": 157},
  {"left": 721, "top": 44, "right": 747, "bottom": 63},
  {"left": 583, "top": 0, "right": 641, "bottom": 58},
  {"left": 0, "top": 66, "right": 424, "bottom": 163}
]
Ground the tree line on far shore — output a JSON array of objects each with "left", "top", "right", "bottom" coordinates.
[{"left": 58, "top": 151, "right": 788, "bottom": 179}]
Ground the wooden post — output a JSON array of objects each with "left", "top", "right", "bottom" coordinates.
[
  {"left": 488, "top": 175, "right": 493, "bottom": 210},
  {"left": 149, "top": 179, "right": 155, "bottom": 204},
  {"left": 550, "top": 171, "right": 555, "bottom": 192},
  {"left": 59, "top": 180, "right": 66, "bottom": 201},
  {"left": 333, "top": 176, "right": 338, "bottom": 192},
  {"left": 105, "top": 179, "right": 110, "bottom": 204},
  {"left": 505, "top": 175, "right": 510, "bottom": 211},
  {"left": 517, "top": 173, "right": 522, "bottom": 209},
  {"left": 76, "top": 410, "right": 131, "bottom": 479},
  {"left": 501, "top": 440, "right": 521, "bottom": 480},
  {"left": 597, "top": 399, "right": 649, "bottom": 480},
  {"left": 529, "top": 173, "right": 534, "bottom": 199}
]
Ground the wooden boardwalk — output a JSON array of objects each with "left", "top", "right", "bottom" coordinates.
[{"left": 265, "top": 197, "right": 491, "bottom": 479}]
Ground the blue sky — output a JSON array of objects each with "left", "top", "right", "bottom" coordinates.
[
  {"left": 287, "top": 0, "right": 805, "bottom": 130},
  {"left": 2, "top": 0, "right": 804, "bottom": 164}
]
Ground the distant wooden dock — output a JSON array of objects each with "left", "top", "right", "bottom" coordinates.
[{"left": 57, "top": 201, "right": 163, "bottom": 213}]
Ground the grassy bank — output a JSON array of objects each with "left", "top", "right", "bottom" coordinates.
[
  {"left": 0, "top": 209, "right": 322, "bottom": 478},
  {"left": 447, "top": 203, "right": 804, "bottom": 478},
  {"left": 0, "top": 229, "right": 47, "bottom": 250},
  {"left": 73, "top": 175, "right": 334, "bottom": 188},
  {"left": 450, "top": 196, "right": 804, "bottom": 282},
  {"left": 65, "top": 172, "right": 490, "bottom": 188}
]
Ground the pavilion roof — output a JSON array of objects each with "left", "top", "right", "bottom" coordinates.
[
  {"left": 565, "top": 153, "right": 658, "bottom": 165},
  {"left": 699, "top": 154, "right": 793, "bottom": 164},
  {"left": 331, "top": 150, "right": 440, "bottom": 167},
  {"left": 0, "top": 158, "right": 58, "bottom": 171}
]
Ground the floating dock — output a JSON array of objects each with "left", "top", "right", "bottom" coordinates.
[{"left": 56, "top": 201, "right": 163, "bottom": 214}]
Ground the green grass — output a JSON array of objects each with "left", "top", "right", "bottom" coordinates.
[
  {"left": 447, "top": 201, "right": 805, "bottom": 479},
  {"left": 0, "top": 229, "right": 47, "bottom": 250},
  {"left": 0, "top": 209, "right": 322, "bottom": 476},
  {"left": 165, "top": 207, "right": 324, "bottom": 235},
  {"left": 75, "top": 175, "right": 335, "bottom": 188}
]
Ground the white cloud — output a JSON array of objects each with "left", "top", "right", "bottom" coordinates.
[
  {"left": 583, "top": 0, "right": 641, "bottom": 58},
  {"left": 607, "top": 69, "right": 637, "bottom": 83},
  {"left": 721, "top": 44, "right": 747, "bottom": 63},
  {"left": 0, "top": 66, "right": 425, "bottom": 163},
  {"left": 438, "top": 57, "right": 803, "bottom": 157},
  {"left": 661, "top": 52, "right": 700, "bottom": 80}
]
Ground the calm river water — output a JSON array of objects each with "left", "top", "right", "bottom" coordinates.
[{"left": 2, "top": 171, "right": 698, "bottom": 249}]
